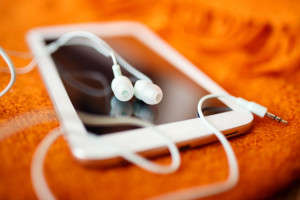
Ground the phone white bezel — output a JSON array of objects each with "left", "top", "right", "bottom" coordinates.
[{"left": 26, "top": 21, "right": 253, "bottom": 163}]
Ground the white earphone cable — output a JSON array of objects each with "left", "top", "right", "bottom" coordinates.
[
  {"left": 0, "top": 49, "right": 36, "bottom": 74},
  {"left": 149, "top": 94, "right": 239, "bottom": 200},
  {"left": 30, "top": 114, "right": 181, "bottom": 200},
  {"left": 2, "top": 49, "right": 32, "bottom": 58},
  {"left": 78, "top": 112, "right": 181, "bottom": 174},
  {"left": 46, "top": 31, "right": 152, "bottom": 82},
  {"left": 0, "top": 47, "right": 16, "bottom": 97},
  {"left": 31, "top": 128, "right": 60, "bottom": 200},
  {"left": 150, "top": 94, "right": 287, "bottom": 200},
  {"left": 30, "top": 95, "right": 237, "bottom": 200},
  {"left": 1, "top": 31, "right": 152, "bottom": 84}
]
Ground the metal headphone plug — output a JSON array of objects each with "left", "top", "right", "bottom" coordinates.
[
  {"left": 265, "top": 112, "right": 288, "bottom": 125},
  {"left": 236, "top": 97, "right": 288, "bottom": 125}
]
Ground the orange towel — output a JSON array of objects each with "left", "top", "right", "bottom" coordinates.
[{"left": 0, "top": 0, "right": 299, "bottom": 199}]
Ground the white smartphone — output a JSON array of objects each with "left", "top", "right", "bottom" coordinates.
[{"left": 26, "top": 21, "right": 253, "bottom": 165}]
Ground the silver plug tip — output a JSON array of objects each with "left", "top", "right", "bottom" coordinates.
[{"left": 265, "top": 112, "right": 288, "bottom": 125}]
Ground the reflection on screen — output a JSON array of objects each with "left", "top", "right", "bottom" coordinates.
[{"left": 47, "top": 36, "right": 230, "bottom": 134}]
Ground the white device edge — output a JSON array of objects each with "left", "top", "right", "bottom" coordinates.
[{"left": 26, "top": 21, "right": 253, "bottom": 163}]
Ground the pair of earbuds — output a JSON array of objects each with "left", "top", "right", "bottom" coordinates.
[
  {"left": 111, "top": 63, "right": 163, "bottom": 105},
  {"left": 46, "top": 30, "right": 163, "bottom": 105}
]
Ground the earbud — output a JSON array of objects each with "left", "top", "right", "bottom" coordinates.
[
  {"left": 134, "top": 80, "right": 163, "bottom": 105},
  {"left": 111, "top": 64, "right": 134, "bottom": 102}
]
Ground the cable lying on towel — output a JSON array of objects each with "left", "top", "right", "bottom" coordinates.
[
  {"left": 0, "top": 47, "right": 16, "bottom": 98},
  {"left": 151, "top": 94, "right": 287, "bottom": 200},
  {"left": 31, "top": 114, "right": 182, "bottom": 200}
]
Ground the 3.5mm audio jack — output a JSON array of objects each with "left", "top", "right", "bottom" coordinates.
[
  {"left": 236, "top": 97, "right": 288, "bottom": 125},
  {"left": 265, "top": 112, "right": 288, "bottom": 125}
]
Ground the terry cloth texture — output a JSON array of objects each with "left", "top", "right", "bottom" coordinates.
[{"left": 0, "top": 0, "right": 299, "bottom": 199}]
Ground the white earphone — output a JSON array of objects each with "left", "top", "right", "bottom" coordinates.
[
  {"left": 111, "top": 62, "right": 163, "bottom": 104},
  {"left": 111, "top": 64, "right": 134, "bottom": 102},
  {"left": 134, "top": 79, "right": 163, "bottom": 105}
]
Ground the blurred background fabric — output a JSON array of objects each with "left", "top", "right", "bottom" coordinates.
[{"left": 0, "top": 0, "right": 299, "bottom": 199}]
